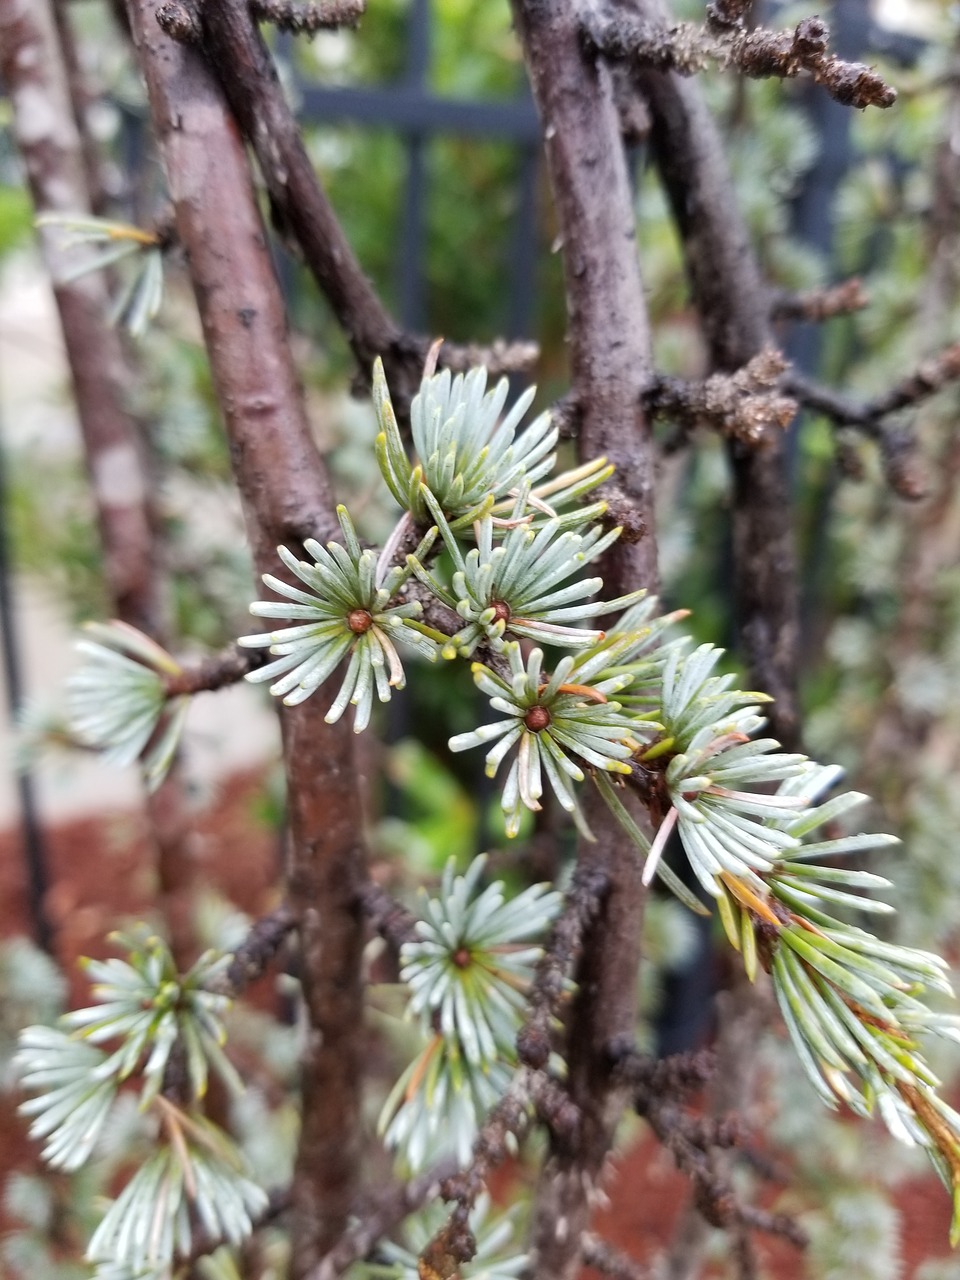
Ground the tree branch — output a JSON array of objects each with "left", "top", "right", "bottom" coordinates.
[
  {"left": 516, "top": 865, "right": 609, "bottom": 1070},
  {"left": 162, "top": 643, "right": 265, "bottom": 697},
  {"left": 581, "top": 1234, "right": 651, "bottom": 1280},
  {"left": 248, "top": 0, "right": 365, "bottom": 33},
  {"left": 506, "top": 4, "right": 662, "bottom": 1276},
  {"left": 770, "top": 278, "right": 869, "bottom": 323},
  {"left": 631, "top": 2, "right": 801, "bottom": 750},
  {"left": 645, "top": 350, "right": 797, "bottom": 451},
  {"left": 782, "top": 343, "right": 960, "bottom": 500},
  {"left": 584, "top": 12, "right": 896, "bottom": 111},
  {"left": 207, "top": 904, "right": 296, "bottom": 997},
  {"left": 356, "top": 882, "right": 418, "bottom": 954},
  {"left": 123, "top": 8, "right": 369, "bottom": 1273},
  {"left": 306, "top": 1158, "right": 461, "bottom": 1280}
]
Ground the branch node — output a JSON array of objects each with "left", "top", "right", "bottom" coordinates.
[
  {"left": 156, "top": 0, "right": 202, "bottom": 43},
  {"left": 248, "top": 0, "right": 366, "bottom": 34}
]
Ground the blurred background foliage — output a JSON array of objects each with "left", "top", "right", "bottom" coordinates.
[{"left": 2, "top": 0, "right": 960, "bottom": 1275}]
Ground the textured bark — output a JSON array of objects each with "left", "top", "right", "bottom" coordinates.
[
  {"left": 632, "top": 27, "right": 801, "bottom": 749},
  {"left": 122, "top": 6, "right": 368, "bottom": 1273},
  {"left": 509, "top": 5, "right": 658, "bottom": 1278}
]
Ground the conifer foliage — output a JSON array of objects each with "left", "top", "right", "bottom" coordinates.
[{"left": 35, "top": 358, "right": 960, "bottom": 1275}]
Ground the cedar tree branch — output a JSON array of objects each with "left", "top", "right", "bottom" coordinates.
[
  {"left": 507, "top": 3, "right": 661, "bottom": 1276},
  {"left": 356, "top": 882, "right": 418, "bottom": 953},
  {"left": 632, "top": 2, "right": 801, "bottom": 750},
  {"left": 249, "top": 0, "right": 365, "bottom": 33},
  {"left": 581, "top": 1234, "right": 651, "bottom": 1280},
  {"left": 123, "top": 6, "right": 369, "bottom": 1273},
  {"left": 770, "top": 278, "right": 869, "bottom": 323},
  {"left": 306, "top": 1158, "right": 461, "bottom": 1280},
  {"left": 584, "top": 12, "right": 896, "bottom": 111},
  {"left": 645, "top": 349, "right": 797, "bottom": 450},
  {"left": 162, "top": 643, "right": 266, "bottom": 697},
  {"left": 208, "top": 904, "right": 297, "bottom": 997}
]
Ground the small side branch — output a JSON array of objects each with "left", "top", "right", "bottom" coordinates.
[
  {"left": 356, "top": 882, "right": 418, "bottom": 953},
  {"left": 613, "top": 1046, "right": 807, "bottom": 1253},
  {"left": 785, "top": 342, "right": 960, "bottom": 499},
  {"left": 516, "top": 865, "right": 610, "bottom": 1069},
  {"left": 163, "top": 643, "right": 265, "bottom": 697},
  {"left": 770, "top": 278, "right": 869, "bottom": 323},
  {"left": 645, "top": 350, "right": 797, "bottom": 450},
  {"left": 249, "top": 0, "right": 364, "bottom": 33},
  {"left": 210, "top": 904, "right": 296, "bottom": 997},
  {"left": 584, "top": 13, "right": 896, "bottom": 111},
  {"left": 420, "top": 1067, "right": 581, "bottom": 1276},
  {"left": 581, "top": 1234, "right": 650, "bottom": 1280},
  {"left": 305, "top": 1158, "right": 460, "bottom": 1280}
]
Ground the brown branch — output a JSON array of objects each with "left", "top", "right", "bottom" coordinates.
[
  {"left": 645, "top": 350, "right": 797, "bottom": 450},
  {"left": 632, "top": 2, "right": 801, "bottom": 751},
  {"left": 306, "top": 1158, "right": 461, "bottom": 1280},
  {"left": 581, "top": 1234, "right": 651, "bottom": 1280},
  {"left": 248, "top": 0, "right": 364, "bottom": 33},
  {"left": 516, "top": 865, "right": 609, "bottom": 1069},
  {"left": 584, "top": 13, "right": 896, "bottom": 111},
  {"left": 162, "top": 643, "right": 265, "bottom": 697},
  {"left": 770, "top": 278, "right": 869, "bottom": 323},
  {"left": 616, "top": 1047, "right": 807, "bottom": 1254},
  {"left": 356, "top": 882, "right": 418, "bottom": 954},
  {"left": 783, "top": 348, "right": 960, "bottom": 500},
  {"left": 506, "top": 6, "right": 661, "bottom": 1278},
  {"left": 420, "top": 1067, "right": 581, "bottom": 1277},
  {"left": 123, "top": 8, "right": 369, "bottom": 1275},
  {"left": 206, "top": 904, "right": 297, "bottom": 997}
]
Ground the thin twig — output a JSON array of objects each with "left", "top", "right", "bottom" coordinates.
[
  {"left": 581, "top": 1233, "right": 650, "bottom": 1280},
  {"left": 163, "top": 643, "right": 265, "bottom": 697},
  {"left": 207, "top": 904, "right": 296, "bottom": 997},
  {"left": 356, "top": 882, "right": 418, "bottom": 953},
  {"left": 306, "top": 1158, "right": 461, "bottom": 1280},
  {"left": 248, "top": 0, "right": 365, "bottom": 33},
  {"left": 584, "top": 12, "right": 896, "bottom": 111},
  {"left": 770, "top": 278, "right": 869, "bottom": 323},
  {"left": 516, "top": 865, "right": 610, "bottom": 1069},
  {"left": 645, "top": 350, "right": 797, "bottom": 451}
]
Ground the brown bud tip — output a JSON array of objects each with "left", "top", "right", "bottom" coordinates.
[
  {"left": 524, "top": 706, "right": 552, "bottom": 732},
  {"left": 347, "top": 608, "right": 374, "bottom": 634},
  {"left": 491, "top": 600, "right": 511, "bottom": 624},
  {"left": 452, "top": 947, "right": 471, "bottom": 969}
]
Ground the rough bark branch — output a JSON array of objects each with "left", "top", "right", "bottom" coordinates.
[
  {"left": 123, "top": 7, "right": 368, "bottom": 1273},
  {"left": 631, "top": 4, "right": 800, "bottom": 750},
  {"left": 356, "top": 881, "right": 418, "bottom": 954},
  {"left": 584, "top": 12, "right": 896, "bottom": 111},
  {"left": 515, "top": 865, "right": 609, "bottom": 1070},
  {"left": 581, "top": 1234, "right": 651, "bottom": 1280},
  {"left": 207, "top": 904, "right": 297, "bottom": 997},
  {"left": 504, "top": 7, "right": 662, "bottom": 1278},
  {"left": 248, "top": 0, "right": 365, "bottom": 33},
  {"left": 163, "top": 643, "right": 265, "bottom": 697},
  {"left": 306, "top": 1158, "right": 461, "bottom": 1280},
  {"left": 645, "top": 350, "right": 797, "bottom": 451},
  {"left": 769, "top": 278, "right": 869, "bottom": 323}
]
